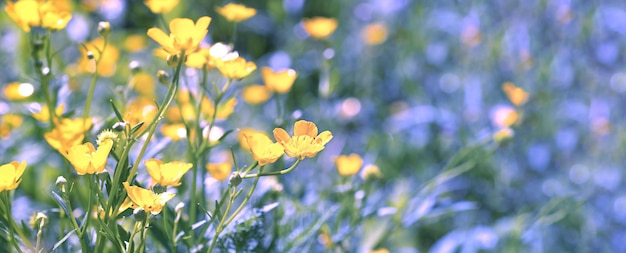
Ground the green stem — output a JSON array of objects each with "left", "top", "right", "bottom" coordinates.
[
  {"left": 1, "top": 192, "right": 23, "bottom": 253},
  {"left": 223, "top": 167, "right": 264, "bottom": 226},
  {"left": 62, "top": 188, "right": 89, "bottom": 253},
  {"left": 82, "top": 37, "right": 108, "bottom": 127},
  {"left": 206, "top": 184, "right": 237, "bottom": 253},
  {"left": 32, "top": 32, "right": 56, "bottom": 127},
  {"left": 126, "top": 219, "right": 141, "bottom": 253},
  {"left": 138, "top": 215, "right": 150, "bottom": 253},
  {"left": 243, "top": 159, "right": 301, "bottom": 178},
  {"left": 274, "top": 92, "right": 283, "bottom": 125}
]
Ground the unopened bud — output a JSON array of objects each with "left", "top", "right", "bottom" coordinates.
[
  {"left": 35, "top": 60, "right": 43, "bottom": 68},
  {"left": 33, "top": 40, "right": 44, "bottom": 52},
  {"left": 229, "top": 172, "right": 242, "bottom": 186},
  {"left": 175, "top": 202, "right": 185, "bottom": 213},
  {"left": 56, "top": 176, "right": 67, "bottom": 193},
  {"left": 157, "top": 70, "right": 170, "bottom": 85},
  {"left": 152, "top": 184, "right": 166, "bottom": 194},
  {"left": 166, "top": 54, "right": 179, "bottom": 68},
  {"left": 87, "top": 51, "right": 95, "bottom": 60},
  {"left": 113, "top": 121, "right": 127, "bottom": 132},
  {"left": 97, "top": 21, "right": 111, "bottom": 37},
  {"left": 133, "top": 208, "right": 147, "bottom": 220},
  {"left": 129, "top": 61, "right": 141, "bottom": 73}
]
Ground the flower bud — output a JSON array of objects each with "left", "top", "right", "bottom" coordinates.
[
  {"left": 113, "top": 121, "right": 127, "bottom": 132},
  {"left": 152, "top": 184, "right": 166, "bottom": 194},
  {"left": 157, "top": 70, "right": 170, "bottom": 85},
  {"left": 33, "top": 40, "right": 44, "bottom": 52},
  {"left": 133, "top": 208, "right": 147, "bottom": 220},
  {"left": 229, "top": 172, "right": 242, "bottom": 186},
  {"left": 129, "top": 60, "right": 141, "bottom": 73},
  {"left": 87, "top": 51, "right": 95, "bottom": 60},
  {"left": 97, "top": 21, "right": 111, "bottom": 37},
  {"left": 175, "top": 202, "right": 185, "bottom": 213},
  {"left": 35, "top": 60, "right": 43, "bottom": 69},
  {"left": 166, "top": 54, "right": 179, "bottom": 68},
  {"left": 56, "top": 176, "right": 67, "bottom": 193}
]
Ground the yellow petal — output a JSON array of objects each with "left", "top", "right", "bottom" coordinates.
[
  {"left": 144, "top": 158, "right": 163, "bottom": 182},
  {"left": 147, "top": 28, "right": 175, "bottom": 53},
  {"left": 91, "top": 140, "right": 113, "bottom": 172},
  {"left": 67, "top": 143, "right": 93, "bottom": 175},
  {"left": 273, "top": 128, "right": 291, "bottom": 145},
  {"left": 294, "top": 120, "right": 318, "bottom": 137},
  {"left": 315, "top": 131, "right": 333, "bottom": 146}
]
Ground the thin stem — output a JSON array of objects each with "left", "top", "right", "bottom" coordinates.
[
  {"left": 62, "top": 188, "right": 89, "bottom": 253},
  {"left": 138, "top": 215, "right": 150, "bottom": 253},
  {"left": 243, "top": 159, "right": 301, "bottom": 178},
  {"left": 82, "top": 37, "right": 108, "bottom": 127},
  {"left": 1, "top": 192, "right": 23, "bottom": 253},
  {"left": 126, "top": 219, "right": 142, "bottom": 253},
  {"left": 274, "top": 92, "right": 283, "bottom": 125},
  {"left": 223, "top": 167, "right": 264, "bottom": 226},
  {"left": 206, "top": 184, "right": 237, "bottom": 253}
]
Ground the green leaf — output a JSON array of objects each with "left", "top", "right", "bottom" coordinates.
[
  {"left": 110, "top": 99, "right": 124, "bottom": 121},
  {"left": 52, "top": 229, "right": 76, "bottom": 251}
]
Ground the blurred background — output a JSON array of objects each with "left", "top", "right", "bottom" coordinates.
[{"left": 2, "top": 0, "right": 626, "bottom": 252}]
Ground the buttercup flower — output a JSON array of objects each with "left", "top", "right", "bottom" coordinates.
[
  {"left": 3, "top": 82, "right": 34, "bottom": 100},
  {"left": 144, "top": 0, "right": 179, "bottom": 13},
  {"left": 502, "top": 82, "right": 529, "bottom": 107},
  {"left": 242, "top": 85, "right": 271, "bottom": 105},
  {"left": 78, "top": 37, "right": 120, "bottom": 76},
  {"left": 161, "top": 123, "right": 188, "bottom": 141},
  {"left": 124, "top": 96, "right": 158, "bottom": 133},
  {"left": 302, "top": 17, "right": 338, "bottom": 39},
  {"left": 244, "top": 132, "right": 284, "bottom": 166},
  {"left": 6, "top": 0, "right": 72, "bottom": 32},
  {"left": 216, "top": 3, "right": 256, "bottom": 22},
  {"left": 45, "top": 117, "right": 92, "bottom": 153},
  {"left": 334, "top": 154, "right": 363, "bottom": 176},
  {"left": 144, "top": 158, "right": 193, "bottom": 186},
  {"left": 147, "top": 16, "right": 211, "bottom": 55},
  {"left": 66, "top": 135, "right": 114, "bottom": 175},
  {"left": 238, "top": 128, "right": 267, "bottom": 151},
  {"left": 129, "top": 72, "right": 156, "bottom": 98},
  {"left": 122, "top": 182, "right": 175, "bottom": 215},
  {"left": 1, "top": 114, "right": 23, "bottom": 138},
  {"left": 274, "top": 120, "right": 333, "bottom": 159},
  {"left": 0, "top": 161, "right": 26, "bottom": 192},
  {"left": 361, "top": 23, "right": 388, "bottom": 45},
  {"left": 201, "top": 97, "right": 237, "bottom": 120},
  {"left": 262, "top": 67, "right": 297, "bottom": 93},
  {"left": 206, "top": 162, "right": 232, "bottom": 181},
  {"left": 32, "top": 104, "right": 64, "bottom": 122},
  {"left": 361, "top": 164, "right": 382, "bottom": 180},
  {"left": 216, "top": 56, "right": 257, "bottom": 80}
]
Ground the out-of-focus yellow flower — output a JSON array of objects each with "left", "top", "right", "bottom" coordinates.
[
  {"left": 66, "top": 137, "right": 113, "bottom": 175},
  {"left": 273, "top": 120, "right": 333, "bottom": 159},
  {"left": 492, "top": 107, "right": 519, "bottom": 128},
  {"left": 147, "top": 16, "right": 211, "bottom": 55},
  {"left": 184, "top": 46, "right": 210, "bottom": 68},
  {"left": 45, "top": 117, "right": 92, "bottom": 153},
  {"left": 201, "top": 97, "right": 237, "bottom": 120},
  {"left": 124, "top": 34, "right": 148, "bottom": 52},
  {"left": 32, "top": 104, "right": 64, "bottom": 122},
  {"left": 216, "top": 3, "right": 256, "bottom": 22},
  {"left": 0, "top": 161, "right": 26, "bottom": 192},
  {"left": 493, "top": 127, "right": 514, "bottom": 143},
  {"left": 1, "top": 114, "right": 23, "bottom": 138},
  {"left": 130, "top": 73, "right": 156, "bottom": 98},
  {"left": 144, "top": 0, "right": 179, "bottom": 13},
  {"left": 216, "top": 56, "right": 256, "bottom": 80},
  {"left": 334, "top": 154, "right": 363, "bottom": 176},
  {"left": 262, "top": 67, "right": 297, "bottom": 93},
  {"left": 144, "top": 158, "right": 192, "bottom": 187},
  {"left": 502, "top": 82, "right": 529, "bottom": 107},
  {"left": 369, "top": 249, "right": 390, "bottom": 253},
  {"left": 5, "top": 0, "right": 72, "bottom": 32},
  {"left": 125, "top": 96, "right": 158, "bottom": 132},
  {"left": 3, "top": 82, "right": 34, "bottom": 101},
  {"left": 206, "top": 162, "right": 232, "bottom": 181},
  {"left": 78, "top": 37, "right": 120, "bottom": 76},
  {"left": 122, "top": 182, "right": 175, "bottom": 215},
  {"left": 361, "top": 164, "right": 382, "bottom": 180},
  {"left": 161, "top": 123, "right": 188, "bottom": 141},
  {"left": 302, "top": 17, "right": 338, "bottom": 39},
  {"left": 361, "top": 23, "right": 388, "bottom": 45},
  {"left": 242, "top": 85, "right": 271, "bottom": 105},
  {"left": 244, "top": 132, "right": 284, "bottom": 166},
  {"left": 238, "top": 128, "right": 267, "bottom": 150}
]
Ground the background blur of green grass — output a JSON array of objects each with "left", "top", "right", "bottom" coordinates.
[{"left": 2, "top": 0, "right": 626, "bottom": 252}]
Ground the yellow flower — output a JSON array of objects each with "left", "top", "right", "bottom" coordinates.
[
  {"left": 369, "top": 249, "right": 390, "bottom": 253},
  {"left": 238, "top": 128, "right": 267, "bottom": 151},
  {"left": 184, "top": 46, "right": 210, "bottom": 68},
  {"left": 144, "top": 158, "right": 192, "bottom": 187},
  {"left": 161, "top": 123, "right": 188, "bottom": 141},
  {"left": 216, "top": 56, "right": 257, "bottom": 80},
  {"left": 32, "top": 104, "right": 64, "bottom": 122},
  {"left": 147, "top": 16, "right": 211, "bottom": 55},
  {"left": 334, "top": 154, "right": 363, "bottom": 176},
  {"left": 78, "top": 37, "right": 120, "bottom": 76},
  {"left": 362, "top": 164, "right": 382, "bottom": 180},
  {"left": 0, "top": 161, "right": 26, "bottom": 192},
  {"left": 144, "top": 0, "right": 179, "bottom": 13},
  {"left": 124, "top": 34, "right": 148, "bottom": 52},
  {"left": 5, "top": 0, "right": 72, "bottom": 32},
  {"left": 242, "top": 85, "right": 271, "bottom": 105},
  {"left": 216, "top": 3, "right": 256, "bottom": 22},
  {"left": 361, "top": 23, "right": 388, "bottom": 45},
  {"left": 44, "top": 117, "right": 92, "bottom": 153},
  {"left": 66, "top": 137, "right": 113, "bottom": 175},
  {"left": 129, "top": 73, "right": 156, "bottom": 98},
  {"left": 493, "top": 127, "right": 514, "bottom": 143},
  {"left": 122, "top": 182, "right": 175, "bottom": 215},
  {"left": 302, "top": 17, "right": 338, "bottom": 39},
  {"left": 244, "top": 132, "right": 284, "bottom": 166},
  {"left": 124, "top": 96, "right": 158, "bottom": 133},
  {"left": 273, "top": 120, "right": 333, "bottom": 159},
  {"left": 502, "top": 82, "right": 529, "bottom": 107},
  {"left": 3, "top": 82, "right": 34, "bottom": 101},
  {"left": 0, "top": 114, "right": 23, "bottom": 138},
  {"left": 262, "top": 67, "right": 297, "bottom": 93},
  {"left": 206, "top": 162, "right": 232, "bottom": 181},
  {"left": 201, "top": 97, "right": 237, "bottom": 120}
]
